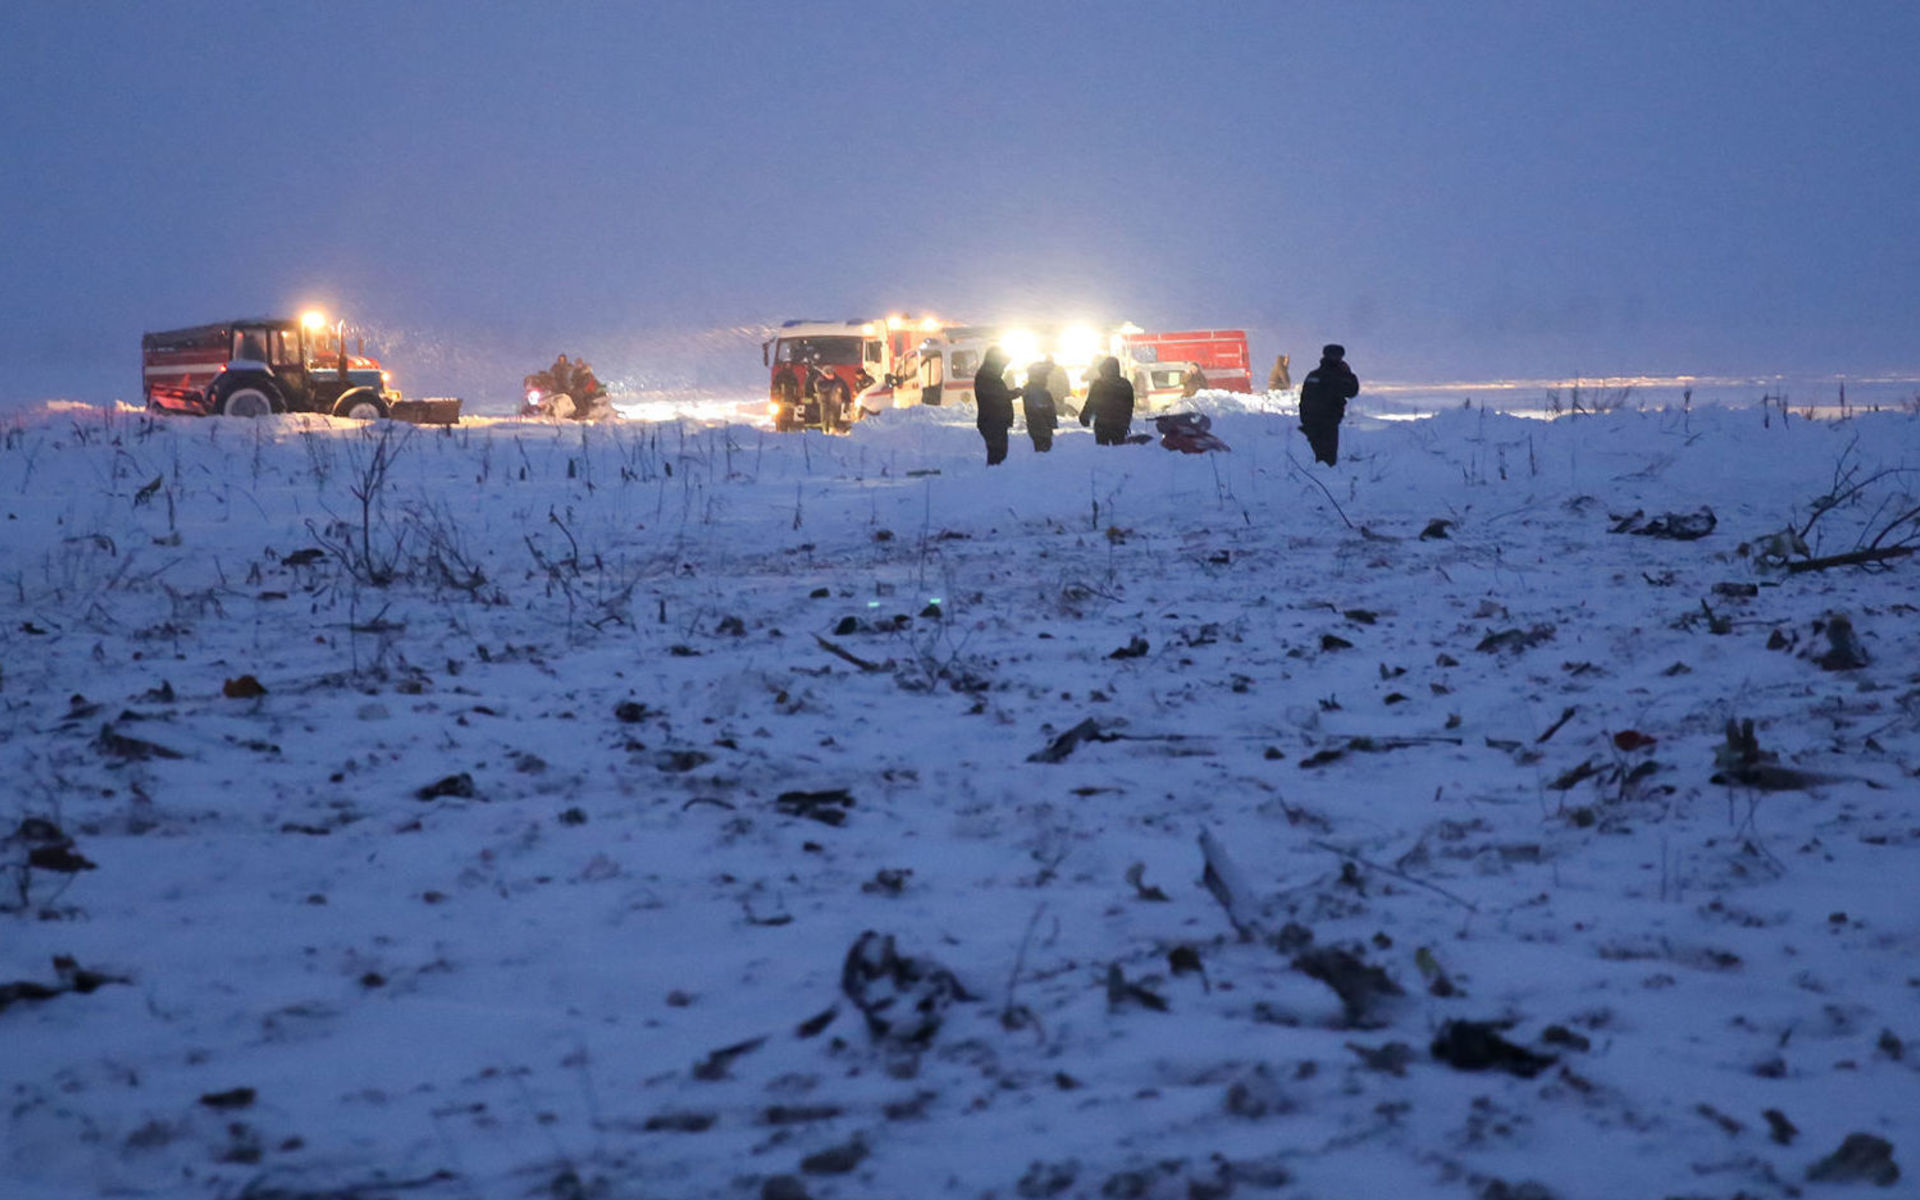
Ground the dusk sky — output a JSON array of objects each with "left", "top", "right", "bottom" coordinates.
[{"left": 4, "top": 0, "right": 1917, "bottom": 399}]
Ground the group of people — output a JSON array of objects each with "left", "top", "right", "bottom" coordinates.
[
  {"left": 522, "top": 353, "right": 610, "bottom": 420},
  {"left": 973, "top": 352, "right": 1139, "bottom": 465},
  {"left": 970, "top": 342, "right": 1362, "bottom": 468}
]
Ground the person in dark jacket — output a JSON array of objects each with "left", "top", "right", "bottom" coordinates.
[
  {"left": 1022, "top": 361, "right": 1057, "bottom": 452},
  {"left": 1298, "top": 343, "right": 1359, "bottom": 465},
  {"left": 1079, "top": 356, "right": 1135, "bottom": 446},
  {"left": 973, "top": 346, "right": 1017, "bottom": 465}
]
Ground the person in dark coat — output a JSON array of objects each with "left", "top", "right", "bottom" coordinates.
[
  {"left": 1298, "top": 343, "right": 1359, "bottom": 465},
  {"left": 973, "top": 346, "right": 1017, "bottom": 465},
  {"left": 1022, "top": 361, "right": 1057, "bottom": 452},
  {"left": 1079, "top": 356, "right": 1135, "bottom": 446}
]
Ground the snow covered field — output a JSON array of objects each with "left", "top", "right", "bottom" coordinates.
[{"left": 3, "top": 397, "right": 1916, "bottom": 1200}]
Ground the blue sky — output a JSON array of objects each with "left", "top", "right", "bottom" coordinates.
[{"left": 3, "top": 0, "right": 1916, "bottom": 392}]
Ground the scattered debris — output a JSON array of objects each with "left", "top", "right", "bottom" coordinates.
[
  {"left": 415, "top": 772, "right": 476, "bottom": 801},
  {"left": 1167, "top": 945, "right": 1206, "bottom": 987},
  {"left": 13, "top": 815, "right": 95, "bottom": 875},
  {"left": 1430, "top": 1020, "right": 1556, "bottom": 1078},
  {"left": 1222, "top": 1063, "right": 1291, "bottom": 1116},
  {"left": 1346, "top": 1040, "right": 1415, "bottom": 1076},
  {"left": 798, "top": 1136, "right": 868, "bottom": 1176},
  {"left": 644, "top": 1110, "right": 716, "bottom": 1133},
  {"left": 1293, "top": 946, "right": 1405, "bottom": 1028},
  {"left": 777, "top": 789, "right": 854, "bottom": 826},
  {"left": 1154, "top": 411, "right": 1230, "bottom": 453},
  {"left": 1016, "top": 1159, "right": 1080, "bottom": 1198},
  {"left": 95, "top": 724, "right": 183, "bottom": 761},
  {"left": 1547, "top": 759, "right": 1602, "bottom": 791},
  {"left": 860, "top": 867, "right": 912, "bottom": 895},
  {"left": 1763, "top": 1108, "right": 1800, "bottom": 1145},
  {"left": 0, "top": 956, "right": 130, "bottom": 1013},
  {"left": 1124, "top": 862, "right": 1171, "bottom": 902},
  {"left": 1198, "top": 828, "right": 1264, "bottom": 939},
  {"left": 794, "top": 1007, "right": 837, "bottom": 1038},
  {"left": 841, "top": 931, "right": 973, "bottom": 1045},
  {"left": 1476, "top": 625, "right": 1556, "bottom": 654},
  {"left": 1609, "top": 507, "right": 1717, "bottom": 539},
  {"left": 1415, "top": 947, "right": 1460, "bottom": 997},
  {"left": 1104, "top": 963, "right": 1169, "bottom": 1013},
  {"left": 198, "top": 1087, "right": 257, "bottom": 1110},
  {"left": 691, "top": 1035, "right": 766, "bottom": 1081},
  {"left": 1806, "top": 1133, "right": 1899, "bottom": 1186},
  {"left": 613, "top": 700, "right": 658, "bottom": 723},
  {"left": 761, "top": 1175, "right": 811, "bottom": 1200},
  {"left": 1815, "top": 612, "right": 1870, "bottom": 670},
  {"left": 1712, "top": 717, "right": 1872, "bottom": 791},
  {"left": 1029, "top": 718, "right": 1109, "bottom": 763}
]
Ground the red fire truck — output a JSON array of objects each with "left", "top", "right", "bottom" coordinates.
[
  {"left": 142, "top": 313, "right": 459, "bottom": 424},
  {"left": 761, "top": 317, "right": 944, "bottom": 432},
  {"left": 762, "top": 318, "right": 1253, "bottom": 429}
]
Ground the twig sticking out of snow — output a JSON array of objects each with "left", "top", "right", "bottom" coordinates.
[
  {"left": 1307, "top": 840, "right": 1479, "bottom": 912},
  {"left": 813, "top": 633, "right": 885, "bottom": 672}
]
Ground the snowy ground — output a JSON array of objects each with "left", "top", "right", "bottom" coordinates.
[{"left": 2, "top": 397, "right": 1916, "bottom": 1200}]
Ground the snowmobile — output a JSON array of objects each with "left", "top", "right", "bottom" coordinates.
[{"left": 522, "top": 354, "right": 615, "bottom": 420}]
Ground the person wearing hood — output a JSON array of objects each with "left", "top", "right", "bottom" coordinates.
[
  {"left": 1298, "top": 343, "right": 1359, "bottom": 466},
  {"left": 1022, "top": 361, "right": 1058, "bottom": 452},
  {"left": 1079, "top": 356, "right": 1135, "bottom": 446},
  {"left": 973, "top": 346, "right": 1017, "bottom": 465},
  {"left": 1268, "top": 353, "right": 1292, "bottom": 391}
]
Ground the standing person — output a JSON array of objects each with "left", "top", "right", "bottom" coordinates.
[
  {"left": 1298, "top": 343, "right": 1359, "bottom": 465},
  {"left": 1022, "top": 361, "right": 1058, "bottom": 452},
  {"left": 973, "top": 346, "right": 1017, "bottom": 466},
  {"left": 1268, "top": 353, "right": 1292, "bottom": 391},
  {"left": 1079, "top": 355, "right": 1136, "bottom": 446}
]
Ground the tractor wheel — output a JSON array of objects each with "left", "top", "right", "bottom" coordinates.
[
  {"left": 331, "top": 390, "right": 390, "bottom": 421},
  {"left": 215, "top": 379, "right": 285, "bottom": 418}
]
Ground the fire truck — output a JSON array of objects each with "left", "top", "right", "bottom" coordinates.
[
  {"left": 761, "top": 317, "right": 943, "bottom": 432},
  {"left": 141, "top": 313, "right": 459, "bottom": 424},
  {"left": 762, "top": 317, "right": 1253, "bottom": 428}
]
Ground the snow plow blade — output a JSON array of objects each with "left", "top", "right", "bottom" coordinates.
[{"left": 389, "top": 398, "right": 462, "bottom": 426}]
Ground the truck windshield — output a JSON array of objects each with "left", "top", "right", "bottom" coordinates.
[{"left": 777, "top": 336, "right": 861, "bottom": 366}]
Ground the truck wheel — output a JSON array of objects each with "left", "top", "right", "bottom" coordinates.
[
  {"left": 332, "top": 390, "right": 390, "bottom": 421},
  {"left": 215, "top": 381, "right": 284, "bottom": 418}
]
